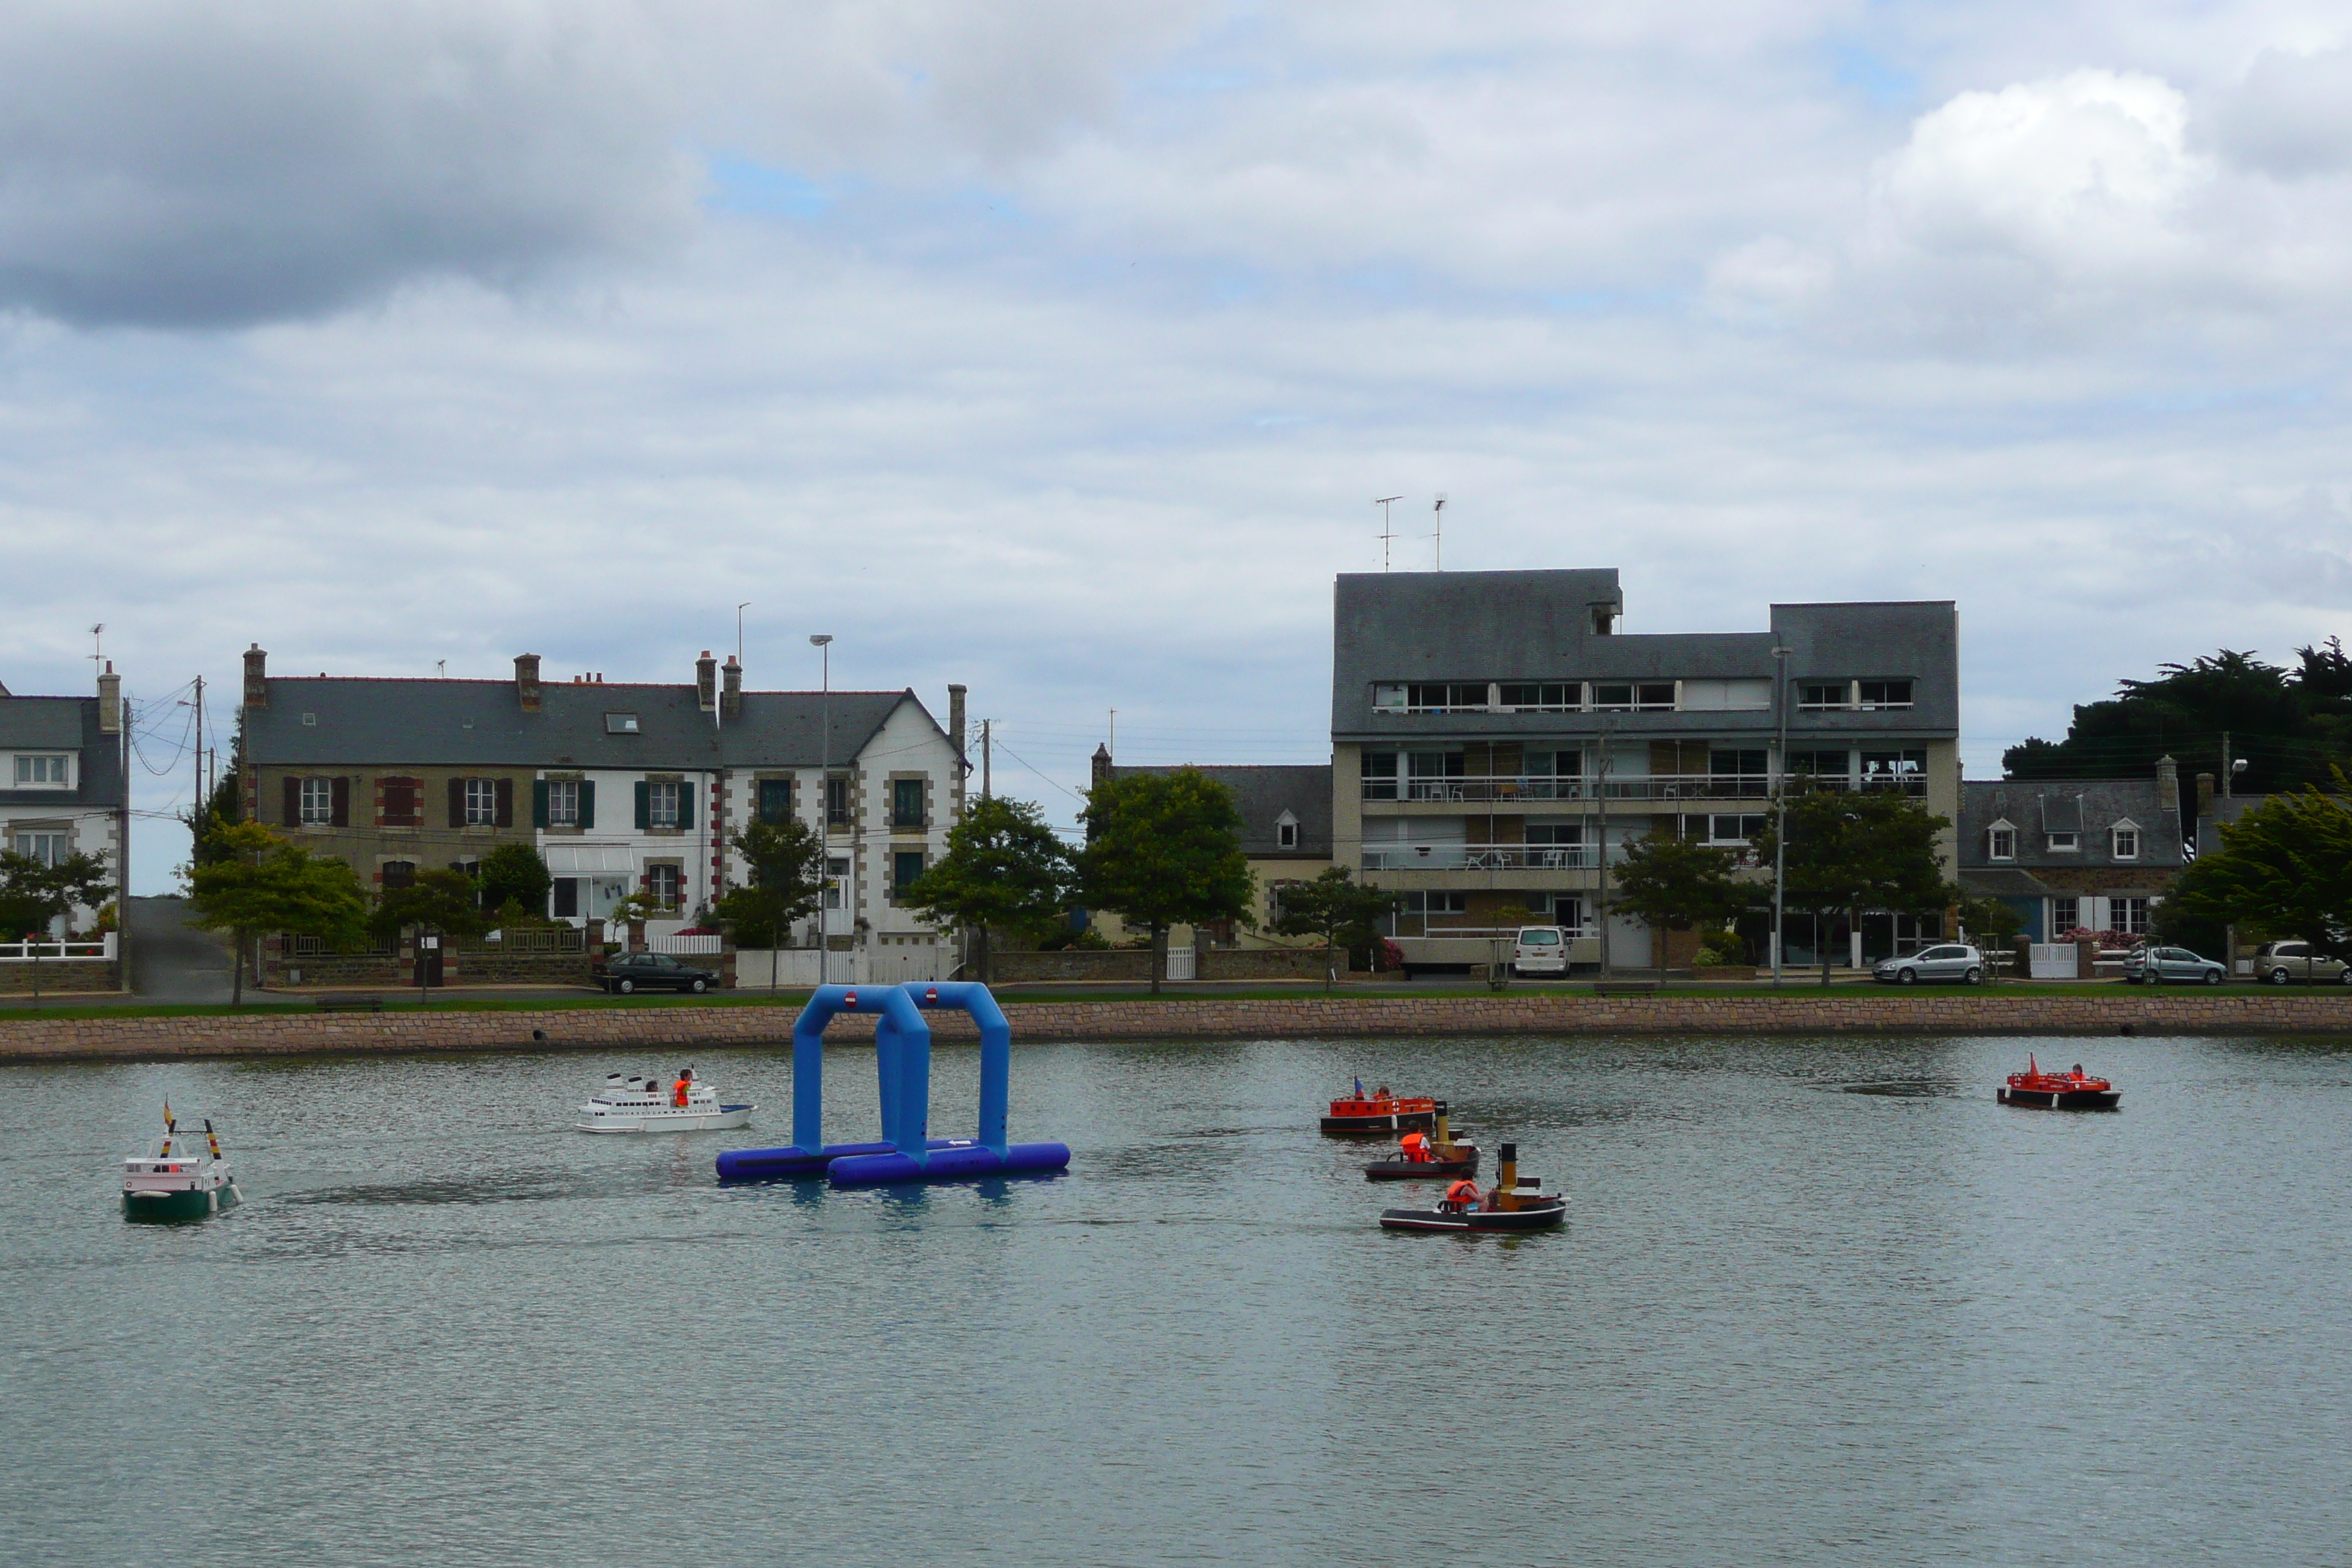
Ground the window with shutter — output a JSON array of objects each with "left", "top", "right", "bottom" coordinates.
[
  {"left": 579, "top": 779, "right": 596, "bottom": 829},
  {"left": 533, "top": 780, "right": 549, "bottom": 829},
  {"left": 634, "top": 781, "right": 650, "bottom": 830},
  {"left": 677, "top": 783, "right": 695, "bottom": 831},
  {"left": 331, "top": 776, "right": 350, "bottom": 826},
  {"left": 448, "top": 778, "right": 465, "bottom": 826},
  {"left": 758, "top": 777, "right": 792, "bottom": 825},
  {"left": 494, "top": 777, "right": 514, "bottom": 827},
  {"left": 283, "top": 776, "right": 301, "bottom": 826}
]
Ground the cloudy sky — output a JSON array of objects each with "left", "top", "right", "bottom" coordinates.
[{"left": 6, "top": 1, "right": 2351, "bottom": 890}]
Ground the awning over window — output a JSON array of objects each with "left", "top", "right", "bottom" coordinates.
[{"left": 545, "top": 843, "right": 637, "bottom": 875}]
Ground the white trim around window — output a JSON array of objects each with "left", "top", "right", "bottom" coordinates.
[{"left": 1987, "top": 820, "right": 2016, "bottom": 861}]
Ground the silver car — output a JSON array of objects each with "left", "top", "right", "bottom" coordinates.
[
  {"left": 2253, "top": 941, "right": 2352, "bottom": 985},
  {"left": 2123, "top": 946, "right": 2227, "bottom": 984},
  {"left": 1873, "top": 943, "right": 1985, "bottom": 984}
]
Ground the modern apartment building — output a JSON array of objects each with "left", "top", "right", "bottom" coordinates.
[
  {"left": 238, "top": 646, "right": 966, "bottom": 953},
  {"left": 1331, "top": 569, "right": 1961, "bottom": 972},
  {"left": 0, "top": 663, "right": 127, "bottom": 935}
]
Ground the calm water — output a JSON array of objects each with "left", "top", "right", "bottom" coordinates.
[{"left": 4, "top": 1033, "right": 2348, "bottom": 1567}]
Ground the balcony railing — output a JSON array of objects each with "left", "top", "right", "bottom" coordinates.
[
  {"left": 1363, "top": 844, "right": 1599, "bottom": 871},
  {"left": 1390, "top": 923, "right": 1596, "bottom": 941},
  {"left": 1365, "top": 772, "right": 1773, "bottom": 803}
]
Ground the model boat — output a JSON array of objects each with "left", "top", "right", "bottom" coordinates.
[
  {"left": 1997, "top": 1055, "right": 2121, "bottom": 1111},
  {"left": 122, "top": 1107, "right": 241, "bottom": 1221},
  {"left": 1322, "top": 1079, "right": 1439, "bottom": 1134},
  {"left": 1364, "top": 1102, "right": 1480, "bottom": 1179},
  {"left": 1379, "top": 1142, "right": 1567, "bottom": 1232},
  {"left": 578, "top": 1068, "right": 755, "bottom": 1133}
]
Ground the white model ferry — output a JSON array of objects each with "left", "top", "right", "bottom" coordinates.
[
  {"left": 123, "top": 1109, "right": 241, "bottom": 1221},
  {"left": 577, "top": 1068, "right": 754, "bottom": 1134}
]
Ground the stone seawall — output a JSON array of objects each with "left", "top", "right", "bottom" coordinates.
[{"left": 3, "top": 992, "right": 2349, "bottom": 1064}]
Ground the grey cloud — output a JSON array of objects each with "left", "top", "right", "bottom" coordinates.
[{"left": 2209, "top": 47, "right": 2352, "bottom": 178}]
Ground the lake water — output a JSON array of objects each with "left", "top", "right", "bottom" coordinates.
[{"left": 4, "top": 1032, "right": 2348, "bottom": 1567}]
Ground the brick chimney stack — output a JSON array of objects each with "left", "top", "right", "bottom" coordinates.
[
  {"left": 696, "top": 650, "right": 717, "bottom": 713},
  {"left": 2196, "top": 771, "right": 2215, "bottom": 818},
  {"left": 243, "top": 644, "right": 268, "bottom": 709},
  {"left": 2155, "top": 754, "right": 2179, "bottom": 815},
  {"left": 97, "top": 660, "right": 121, "bottom": 734},
  {"left": 721, "top": 655, "right": 742, "bottom": 720},
  {"left": 948, "top": 684, "right": 967, "bottom": 766},
  {"left": 515, "top": 653, "right": 542, "bottom": 712}
]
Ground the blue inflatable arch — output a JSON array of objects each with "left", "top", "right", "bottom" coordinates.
[{"left": 715, "top": 981, "right": 1068, "bottom": 1186}]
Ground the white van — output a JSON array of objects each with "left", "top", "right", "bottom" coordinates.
[{"left": 1512, "top": 926, "right": 1569, "bottom": 977}]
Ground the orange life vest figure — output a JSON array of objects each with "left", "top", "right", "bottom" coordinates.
[
  {"left": 673, "top": 1076, "right": 690, "bottom": 1107},
  {"left": 1443, "top": 1178, "right": 1480, "bottom": 1212},
  {"left": 1401, "top": 1132, "right": 1431, "bottom": 1163}
]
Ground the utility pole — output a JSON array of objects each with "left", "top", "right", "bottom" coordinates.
[
  {"left": 1771, "top": 646, "right": 1793, "bottom": 987},
  {"left": 1432, "top": 494, "right": 1446, "bottom": 570},
  {"left": 981, "top": 720, "right": 992, "bottom": 800},
  {"left": 1375, "top": 497, "right": 1403, "bottom": 570},
  {"left": 191, "top": 674, "right": 204, "bottom": 820},
  {"left": 2221, "top": 731, "right": 2232, "bottom": 798}
]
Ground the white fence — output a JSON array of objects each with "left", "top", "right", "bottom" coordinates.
[
  {"left": 731, "top": 946, "right": 951, "bottom": 989},
  {"left": 0, "top": 932, "right": 116, "bottom": 962},
  {"left": 645, "top": 933, "right": 723, "bottom": 955},
  {"left": 1164, "top": 947, "right": 1196, "bottom": 981},
  {"left": 2027, "top": 943, "right": 2078, "bottom": 979}
]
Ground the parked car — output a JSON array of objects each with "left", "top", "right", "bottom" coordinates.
[
  {"left": 2123, "top": 946, "right": 2227, "bottom": 984},
  {"left": 1512, "top": 925, "right": 1570, "bottom": 977},
  {"left": 1872, "top": 943, "right": 1986, "bottom": 984},
  {"left": 2252, "top": 941, "right": 2352, "bottom": 985},
  {"left": 594, "top": 951, "right": 718, "bottom": 995}
]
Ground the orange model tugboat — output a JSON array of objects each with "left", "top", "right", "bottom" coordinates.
[
  {"left": 1322, "top": 1079, "right": 1439, "bottom": 1135},
  {"left": 1379, "top": 1143, "right": 1567, "bottom": 1232},
  {"left": 1363, "top": 1103, "right": 1480, "bottom": 1179},
  {"left": 1998, "top": 1055, "right": 2121, "bottom": 1111}
]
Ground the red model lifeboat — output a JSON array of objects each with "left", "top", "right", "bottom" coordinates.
[
  {"left": 1998, "top": 1055, "right": 2121, "bottom": 1111},
  {"left": 1322, "top": 1085, "right": 1439, "bottom": 1135}
]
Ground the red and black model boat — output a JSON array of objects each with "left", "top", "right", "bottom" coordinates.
[
  {"left": 1380, "top": 1143, "right": 1567, "bottom": 1232},
  {"left": 1998, "top": 1055, "right": 2121, "bottom": 1111},
  {"left": 1322, "top": 1082, "right": 1439, "bottom": 1135},
  {"left": 1364, "top": 1104, "right": 1480, "bottom": 1180}
]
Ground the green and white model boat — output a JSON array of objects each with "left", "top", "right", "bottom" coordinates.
[{"left": 122, "top": 1106, "right": 240, "bottom": 1221}]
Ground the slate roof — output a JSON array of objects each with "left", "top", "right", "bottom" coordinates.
[
  {"left": 1959, "top": 780, "right": 2183, "bottom": 870},
  {"left": 1109, "top": 763, "right": 1333, "bottom": 857},
  {"left": 1330, "top": 570, "right": 1957, "bottom": 738},
  {"left": 1959, "top": 867, "right": 2056, "bottom": 899},
  {"left": 0, "top": 696, "right": 126, "bottom": 810},
  {"left": 242, "top": 678, "right": 934, "bottom": 769}
]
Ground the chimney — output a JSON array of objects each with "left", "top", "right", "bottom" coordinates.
[
  {"left": 2196, "top": 771, "right": 2215, "bottom": 818},
  {"left": 722, "top": 656, "right": 742, "bottom": 720},
  {"left": 515, "top": 653, "right": 542, "bottom": 713},
  {"left": 695, "top": 650, "right": 717, "bottom": 713},
  {"left": 948, "top": 684, "right": 967, "bottom": 766},
  {"left": 243, "top": 643, "right": 268, "bottom": 709},
  {"left": 2155, "top": 754, "right": 2179, "bottom": 816},
  {"left": 97, "top": 660, "right": 121, "bottom": 735}
]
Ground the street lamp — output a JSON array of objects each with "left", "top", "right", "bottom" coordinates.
[
  {"left": 1771, "top": 645, "right": 1794, "bottom": 988},
  {"left": 811, "top": 634, "right": 834, "bottom": 986}
]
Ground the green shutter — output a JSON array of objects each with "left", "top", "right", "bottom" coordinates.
[
  {"left": 634, "top": 781, "right": 649, "bottom": 830},
  {"left": 579, "top": 779, "right": 596, "bottom": 829},
  {"left": 679, "top": 781, "right": 696, "bottom": 831},
  {"left": 532, "top": 780, "right": 549, "bottom": 829}
]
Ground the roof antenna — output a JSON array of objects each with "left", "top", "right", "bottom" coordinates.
[
  {"left": 1374, "top": 497, "right": 1403, "bottom": 571},
  {"left": 88, "top": 624, "right": 105, "bottom": 671},
  {"left": 436, "top": 660, "right": 447, "bottom": 678},
  {"left": 1432, "top": 494, "right": 1446, "bottom": 570}
]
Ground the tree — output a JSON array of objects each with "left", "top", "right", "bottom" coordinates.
[
  {"left": 477, "top": 843, "right": 553, "bottom": 916},
  {"left": 1610, "top": 833, "right": 1749, "bottom": 957},
  {"left": 185, "top": 821, "right": 370, "bottom": 1004},
  {"left": 0, "top": 849, "right": 116, "bottom": 940},
  {"left": 1078, "top": 768, "right": 1254, "bottom": 994},
  {"left": 2003, "top": 644, "right": 2352, "bottom": 795},
  {"left": 2163, "top": 774, "right": 2352, "bottom": 980},
  {"left": 899, "top": 796, "right": 1075, "bottom": 983},
  {"left": 1752, "top": 788, "right": 1957, "bottom": 984},
  {"left": 372, "top": 870, "right": 487, "bottom": 946},
  {"left": 717, "top": 815, "right": 829, "bottom": 984},
  {"left": 1269, "top": 867, "right": 1401, "bottom": 992}
]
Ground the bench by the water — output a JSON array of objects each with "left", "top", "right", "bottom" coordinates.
[{"left": 313, "top": 993, "right": 385, "bottom": 1014}]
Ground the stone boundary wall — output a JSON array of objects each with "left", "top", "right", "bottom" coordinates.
[
  {"left": 4, "top": 992, "right": 2350, "bottom": 1064},
  {"left": 0, "top": 960, "right": 118, "bottom": 996}
]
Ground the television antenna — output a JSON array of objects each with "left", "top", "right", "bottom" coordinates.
[
  {"left": 1373, "top": 497, "right": 1403, "bottom": 570},
  {"left": 1432, "top": 494, "right": 1446, "bottom": 570},
  {"left": 88, "top": 624, "right": 105, "bottom": 669}
]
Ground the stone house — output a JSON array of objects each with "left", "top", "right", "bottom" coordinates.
[
  {"left": 1088, "top": 755, "right": 1334, "bottom": 950},
  {"left": 1956, "top": 758, "right": 2187, "bottom": 941}
]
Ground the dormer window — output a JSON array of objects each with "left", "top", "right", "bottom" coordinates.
[
  {"left": 1987, "top": 822, "right": 2016, "bottom": 861},
  {"left": 1276, "top": 810, "right": 1300, "bottom": 850},
  {"left": 2111, "top": 822, "right": 2140, "bottom": 860},
  {"left": 2047, "top": 832, "right": 2079, "bottom": 852},
  {"left": 605, "top": 712, "right": 641, "bottom": 734},
  {"left": 12, "top": 754, "right": 69, "bottom": 787}
]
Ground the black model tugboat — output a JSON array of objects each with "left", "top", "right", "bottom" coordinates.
[
  {"left": 1997, "top": 1055, "right": 2121, "bottom": 1111},
  {"left": 1363, "top": 1102, "right": 1480, "bottom": 1180},
  {"left": 1322, "top": 1080, "right": 1439, "bottom": 1135},
  {"left": 1379, "top": 1143, "right": 1567, "bottom": 1232}
]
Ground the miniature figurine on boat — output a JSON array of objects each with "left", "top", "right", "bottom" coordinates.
[
  {"left": 122, "top": 1104, "right": 241, "bottom": 1221},
  {"left": 577, "top": 1067, "right": 754, "bottom": 1133},
  {"left": 1322, "top": 1078, "right": 1439, "bottom": 1135},
  {"left": 1363, "top": 1101, "right": 1480, "bottom": 1179},
  {"left": 1997, "top": 1055, "right": 2121, "bottom": 1111},
  {"left": 1379, "top": 1142, "right": 1566, "bottom": 1232}
]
